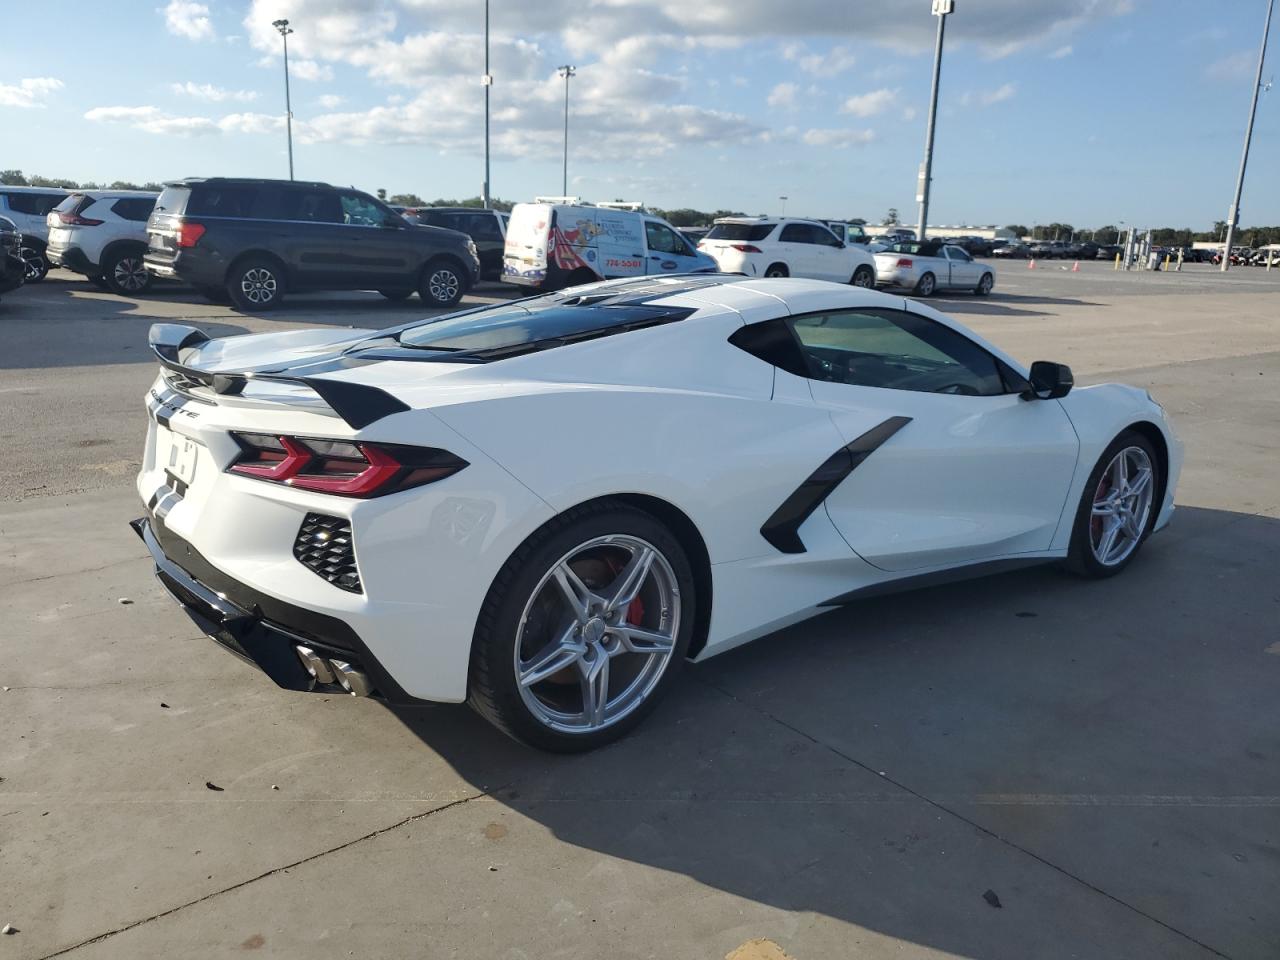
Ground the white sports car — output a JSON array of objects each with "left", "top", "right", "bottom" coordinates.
[{"left": 134, "top": 275, "right": 1180, "bottom": 751}]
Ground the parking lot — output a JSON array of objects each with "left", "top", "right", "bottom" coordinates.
[{"left": 2, "top": 263, "right": 1278, "bottom": 958}]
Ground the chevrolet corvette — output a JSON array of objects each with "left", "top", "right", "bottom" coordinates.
[{"left": 133, "top": 275, "right": 1180, "bottom": 751}]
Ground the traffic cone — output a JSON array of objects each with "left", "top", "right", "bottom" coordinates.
[
  {"left": 1071, "top": 260, "right": 1079, "bottom": 272},
  {"left": 1028, "top": 258, "right": 1036, "bottom": 269}
]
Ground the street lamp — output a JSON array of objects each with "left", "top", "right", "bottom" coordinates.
[
  {"left": 557, "top": 65, "right": 575, "bottom": 196},
  {"left": 916, "top": 0, "right": 953, "bottom": 242},
  {"left": 481, "top": 0, "right": 492, "bottom": 208},
  {"left": 272, "top": 18, "right": 295, "bottom": 181},
  {"left": 779, "top": 195, "right": 788, "bottom": 216},
  {"left": 1221, "top": 0, "right": 1273, "bottom": 271}
]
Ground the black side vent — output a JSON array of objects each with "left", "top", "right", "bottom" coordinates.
[{"left": 293, "top": 514, "right": 361, "bottom": 593}]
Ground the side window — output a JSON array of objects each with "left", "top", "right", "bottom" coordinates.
[
  {"left": 645, "top": 221, "right": 686, "bottom": 255},
  {"left": 945, "top": 246, "right": 972, "bottom": 262},
  {"left": 779, "top": 223, "right": 809, "bottom": 244},
  {"left": 466, "top": 213, "right": 503, "bottom": 241},
  {"left": 277, "top": 190, "right": 342, "bottom": 223},
  {"left": 111, "top": 198, "right": 156, "bottom": 222},
  {"left": 813, "top": 225, "right": 842, "bottom": 247},
  {"left": 188, "top": 187, "right": 260, "bottom": 218},
  {"left": 338, "top": 191, "right": 387, "bottom": 227},
  {"left": 5, "top": 193, "right": 61, "bottom": 216},
  {"left": 787, "top": 309, "right": 1006, "bottom": 397}
]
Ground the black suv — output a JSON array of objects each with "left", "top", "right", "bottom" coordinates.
[
  {"left": 144, "top": 178, "right": 480, "bottom": 310},
  {"left": 405, "top": 207, "right": 507, "bottom": 281},
  {"left": 0, "top": 215, "right": 25, "bottom": 302}
]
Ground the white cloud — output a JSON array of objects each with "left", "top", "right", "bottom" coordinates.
[
  {"left": 1050, "top": 44, "right": 1073, "bottom": 59},
  {"left": 902, "top": 106, "right": 917, "bottom": 121},
  {"left": 316, "top": 93, "right": 344, "bottom": 108},
  {"left": 1205, "top": 51, "right": 1254, "bottom": 81},
  {"left": 0, "top": 77, "right": 63, "bottom": 109},
  {"left": 981, "top": 82, "right": 1016, "bottom": 105},
  {"left": 841, "top": 87, "right": 897, "bottom": 118},
  {"left": 767, "top": 82, "right": 798, "bottom": 108},
  {"left": 801, "top": 127, "right": 875, "bottom": 147},
  {"left": 290, "top": 58, "right": 335, "bottom": 82},
  {"left": 85, "top": 105, "right": 219, "bottom": 136},
  {"left": 162, "top": 0, "right": 214, "bottom": 41},
  {"left": 784, "top": 42, "right": 856, "bottom": 75},
  {"left": 171, "top": 81, "right": 258, "bottom": 102}
]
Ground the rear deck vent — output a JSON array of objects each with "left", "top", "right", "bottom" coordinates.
[{"left": 293, "top": 514, "right": 361, "bottom": 593}]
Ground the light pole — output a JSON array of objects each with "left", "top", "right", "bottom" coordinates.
[
  {"left": 1222, "top": 0, "right": 1273, "bottom": 272},
  {"left": 481, "top": 0, "right": 492, "bottom": 208},
  {"left": 272, "top": 18, "right": 294, "bottom": 180},
  {"left": 557, "top": 65, "right": 575, "bottom": 196},
  {"left": 916, "top": 0, "right": 953, "bottom": 242},
  {"left": 779, "top": 196, "right": 788, "bottom": 216}
]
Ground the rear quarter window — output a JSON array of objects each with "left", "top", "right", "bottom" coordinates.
[
  {"left": 186, "top": 186, "right": 262, "bottom": 218},
  {"left": 111, "top": 197, "right": 157, "bottom": 222}
]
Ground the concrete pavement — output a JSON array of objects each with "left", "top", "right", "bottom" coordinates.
[{"left": 1, "top": 269, "right": 1277, "bottom": 958}]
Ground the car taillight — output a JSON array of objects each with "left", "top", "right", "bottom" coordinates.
[
  {"left": 57, "top": 212, "right": 103, "bottom": 226},
  {"left": 730, "top": 244, "right": 762, "bottom": 253},
  {"left": 227, "top": 432, "right": 468, "bottom": 498},
  {"left": 176, "top": 222, "right": 206, "bottom": 248},
  {"left": 896, "top": 258, "right": 913, "bottom": 268}
]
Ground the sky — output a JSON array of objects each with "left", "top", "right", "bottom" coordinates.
[{"left": 2, "top": 0, "right": 1277, "bottom": 229}]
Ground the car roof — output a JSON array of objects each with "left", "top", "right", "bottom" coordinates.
[
  {"left": 70, "top": 190, "right": 159, "bottom": 198},
  {"left": 1, "top": 185, "right": 70, "bottom": 194},
  {"left": 164, "top": 177, "right": 334, "bottom": 189}
]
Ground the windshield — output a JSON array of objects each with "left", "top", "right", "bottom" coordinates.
[{"left": 706, "top": 223, "right": 773, "bottom": 242}]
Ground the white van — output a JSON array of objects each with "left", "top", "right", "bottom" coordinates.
[{"left": 503, "top": 198, "right": 717, "bottom": 291}]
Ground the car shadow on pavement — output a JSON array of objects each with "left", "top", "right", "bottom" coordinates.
[
  {"left": 925, "top": 293, "right": 1105, "bottom": 318},
  {"left": 384, "top": 504, "right": 1279, "bottom": 959}
]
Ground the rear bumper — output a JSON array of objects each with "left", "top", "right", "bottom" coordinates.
[
  {"left": 47, "top": 243, "right": 97, "bottom": 275},
  {"left": 144, "top": 249, "right": 221, "bottom": 285},
  {"left": 132, "top": 515, "right": 421, "bottom": 703}
]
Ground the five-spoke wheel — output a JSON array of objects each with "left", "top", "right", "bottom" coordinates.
[{"left": 1067, "top": 431, "right": 1160, "bottom": 577}]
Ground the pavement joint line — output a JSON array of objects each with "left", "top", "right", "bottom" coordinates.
[
  {"left": 0, "top": 555, "right": 142, "bottom": 588},
  {"left": 694, "top": 675, "right": 1234, "bottom": 960},
  {"left": 33, "top": 786, "right": 502, "bottom": 960}
]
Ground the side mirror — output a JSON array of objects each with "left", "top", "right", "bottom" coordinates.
[{"left": 1023, "top": 360, "right": 1073, "bottom": 400}]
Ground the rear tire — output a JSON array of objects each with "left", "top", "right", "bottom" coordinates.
[
  {"left": 21, "top": 246, "right": 49, "bottom": 283},
  {"left": 468, "top": 501, "right": 696, "bottom": 752},
  {"left": 418, "top": 258, "right": 466, "bottom": 307},
  {"left": 1065, "top": 431, "right": 1161, "bottom": 579},
  {"left": 914, "top": 272, "right": 936, "bottom": 296},
  {"left": 764, "top": 263, "right": 789, "bottom": 278},
  {"left": 851, "top": 265, "right": 875, "bottom": 288},
  {"left": 102, "top": 247, "right": 153, "bottom": 296},
  {"left": 226, "top": 257, "right": 285, "bottom": 312}
]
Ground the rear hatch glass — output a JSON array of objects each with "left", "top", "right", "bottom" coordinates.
[
  {"left": 705, "top": 223, "right": 773, "bottom": 243},
  {"left": 148, "top": 186, "right": 194, "bottom": 252}
]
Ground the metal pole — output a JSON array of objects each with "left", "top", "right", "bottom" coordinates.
[
  {"left": 558, "top": 66, "right": 574, "bottom": 196},
  {"left": 916, "top": 1, "right": 952, "bottom": 242},
  {"left": 779, "top": 196, "right": 788, "bottom": 216},
  {"left": 273, "top": 19, "right": 295, "bottom": 181},
  {"left": 1221, "top": 0, "right": 1273, "bottom": 272},
  {"left": 482, "top": 0, "right": 491, "bottom": 208}
]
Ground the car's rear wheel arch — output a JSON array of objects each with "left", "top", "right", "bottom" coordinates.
[
  {"left": 764, "top": 263, "right": 789, "bottom": 278},
  {"left": 225, "top": 250, "right": 290, "bottom": 288}
]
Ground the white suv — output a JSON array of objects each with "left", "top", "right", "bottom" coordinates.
[
  {"left": 698, "top": 217, "right": 877, "bottom": 287},
  {"left": 0, "top": 185, "right": 70, "bottom": 282},
  {"left": 46, "top": 190, "right": 158, "bottom": 295}
]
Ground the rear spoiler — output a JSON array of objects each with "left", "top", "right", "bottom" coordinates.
[{"left": 147, "top": 323, "right": 409, "bottom": 430}]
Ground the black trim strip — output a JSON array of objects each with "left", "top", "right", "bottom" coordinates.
[
  {"left": 760, "top": 416, "right": 912, "bottom": 554},
  {"left": 819, "top": 557, "right": 1052, "bottom": 606}
]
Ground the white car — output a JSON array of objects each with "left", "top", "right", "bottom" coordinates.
[
  {"left": 0, "top": 184, "right": 69, "bottom": 282},
  {"left": 46, "top": 190, "right": 159, "bottom": 295},
  {"left": 698, "top": 217, "right": 877, "bottom": 287},
  {"left": 874, "top": 240, "right": 995, "bottom": 297},
  {"left": 133, "top": 275, "right": 1180, "bottom": 751}
]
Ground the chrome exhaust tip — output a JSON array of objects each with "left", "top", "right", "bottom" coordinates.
[
  {"left": 329, "top": 660, "right": 372, "bottom": 698},
  {"left": 295, "top": 645, "right": 335, "bottom": 685}
]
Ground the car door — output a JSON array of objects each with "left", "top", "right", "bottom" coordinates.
[
  {"left": 809, "top": 223, "right": 850, "bottom": 281},
  {"left": 776, "top": 223, "right": 825, "bottom": 279},
  {"left": 337, "top": 190, "right": 414, "bottom": 287},
  {"left": 785, "top": 306, "right": 1079, "bottom": 571},
  {"left": 273, "top": 187, "right": 346, "bottom": 288},
  {"left": 643, "top": 219, "right": 704, "bottom": 274},
  {"left": 943, "top": 245, "right": 980, "bottom": 288}
]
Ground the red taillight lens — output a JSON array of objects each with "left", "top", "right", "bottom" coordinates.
[
  {"left": 730, "top": 244, "right": 762, "bottom": 253},
  {"left": 228, "top": 433, "right": 467, "bottom": 498},
  {"left": 896, "top": 258, "right": 913, "bottom": 268},
  {"left": 57, "top": 211, "right": 104, "bottom": 226},
  {"left": 176, "top": 222, "right": 206, "bottom": 248}
]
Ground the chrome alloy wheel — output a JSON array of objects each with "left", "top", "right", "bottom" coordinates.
[
  {"left": 514, "top": 535, "right": 681, "bottom": 734},
  {"left": 428, "top": 268, "right": 460, "bottom": 303},
  {"left": 240, "top": 267, "right": 278, "bottom": 304},
  {"left": 113, "top": 256, "right": 149, "bottom": 292},
  {"left": 21, "top": 247, "right": 46, "bottom": 281},
  {"left": 1090, "top": 446, "right": 1154, "bottom": 566}
]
